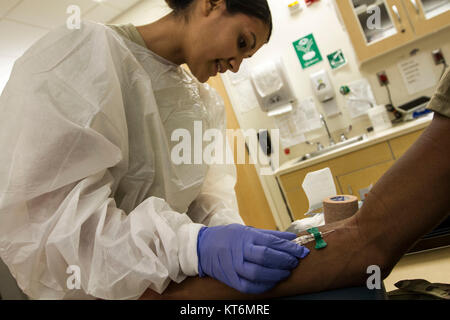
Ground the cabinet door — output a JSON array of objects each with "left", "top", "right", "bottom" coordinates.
[
  {"left": 279, "top": 161, "right": 339, "bottom": 221},
  {"left": 402, "top": 0, "right": 450, "bottom": 37},
  {"left": 279, "top": 142, "right": 392, "bottom": 220},
  {"left": 388, "top": 128, "right": 425, "bottom": 159},
  {"left": 337, "top": 160, "right": 395, "bottom": 200},
  {"left": 336, "top": 0, "right": 416, "bottom": 63}
]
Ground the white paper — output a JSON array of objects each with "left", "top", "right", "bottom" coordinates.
[
  {"left": 322, "top": 99, "right": 340, "bottom": 117},
  {"left": 232, "top": 79, "right": 259, "bottom": 114},
  {"left": 398, "top": 53, "right": 438, "bottom": 95},
  {"left": 344, "top": 78, "right": 376, "bottom": 118},
  {"left": 251, "top": 61, "right": 283, "bottom": 97},
  {"left": 273, "top": 97, "right": 321, "bottom": 148},
  {"left": 226, "top": 61, "right": 251, "bottom": 85},
  {"left": 274, "top": 114, "right": 306, "bottom": 148},
  {"left": 300, "top": 97, "right": 322, "bottom": 130},
  {"left": 302, "top": 167, "right": 337, "bottom": 214}
]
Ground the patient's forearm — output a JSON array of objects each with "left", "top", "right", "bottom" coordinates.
[
  {"left": 139, "top": 114, "right": 449, "bottom": 300},
  {"left": 139, "top": 218, "right": 380, "bottom": 300},
  {"left": 355, "top": 113, "right": 450, "bottom": 271}
]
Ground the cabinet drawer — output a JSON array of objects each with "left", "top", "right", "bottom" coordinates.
[
  {"left": 280, "top": 141, "right": 392, "bottom": 192},
  {"left": 389, "top": 129, "right": 424, "bottom": 159},
  {"left": 328, "top": 142, "right": 392, "bottom": 176},
  {"left": 337, "top": 160, "right": 395, "bottom": 200}
]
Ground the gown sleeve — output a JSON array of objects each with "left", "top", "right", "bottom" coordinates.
[{"left": 186, "top": 84, "right": 245, "bottom": 226}]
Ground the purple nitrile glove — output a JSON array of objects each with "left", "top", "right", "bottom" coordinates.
[{"left": 197, "top": 224, "right": 309, "bottom": 294}]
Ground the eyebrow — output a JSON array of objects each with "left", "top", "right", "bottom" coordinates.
[{"left": 250, "top": 32, "right": 256, "bottom": 50}]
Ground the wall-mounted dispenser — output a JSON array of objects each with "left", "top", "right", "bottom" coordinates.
[
  {"left": 310, "top": 69, "right": 335, "bottom": 102},
  {"left": 309, "top": 69, "right": 340, "bottom": 116},
  {"left": 250, "top": 57, "right": 296, "bottom": 117}
]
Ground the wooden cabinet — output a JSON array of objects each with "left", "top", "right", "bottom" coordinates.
[
  {"left": 388, "top": 128, "right": 425, "bottom": 158},
  {"left": 335, "top": 0, "right": 450, "bottom": 63},
  {"left": 337, "top": 160, "right": 395, "bottom": 197},
  {"left": 404, "top": 0, "right": 450, "bottom": 37},
  {"left": 280, "top": 160, "right": 336, "bottom": 220},
  {"left": 279, "top": 142, "right": 392, "bottom": 220},
  {"left": 278, "top": 128, "right": 426, "bottom": 220}
]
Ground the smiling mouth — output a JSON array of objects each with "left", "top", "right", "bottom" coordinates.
[{"left": 214, "top": 59, "right": 224, "bottom": 74}]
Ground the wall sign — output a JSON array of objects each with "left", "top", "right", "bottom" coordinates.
[
  {"left": 327, "top": 49, "right": 347, "bottom": 70},
  {"left": 293, "top": 34, "right": 323, "bottom": 69}
]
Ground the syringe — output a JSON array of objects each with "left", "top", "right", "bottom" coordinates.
[{"left": 292, "top": 230, "right": 335, "bottom": 246}]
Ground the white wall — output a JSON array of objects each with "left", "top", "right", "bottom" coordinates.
[
  {"left": 221, "top": 0, "right": 450, "bottom": 165},
  {"left": 111, "top": 0, "right": 170, "bottom": 25},
  {"left": 114, "top": 0, "right": 449, "bottom": 165},
  {"left": 110, "top": 0, "right": 450, "bottom": 229}
]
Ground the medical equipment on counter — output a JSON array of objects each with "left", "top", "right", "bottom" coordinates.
[
  {"left": 341, "top": 82, "right": 391, "bottom": 131},
  {"left": 323, "top": 195, "right": 359, "bottom": 224},
  {"left": 394, "top": 96, "right": 431, "bottom": 121},
  {"left": 367, "top": 104, "right": 393, "bottom": 132},
  {"left": 250, "top": 57, "right": 296, "bottom": 117}
]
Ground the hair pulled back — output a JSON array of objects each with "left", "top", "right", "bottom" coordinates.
[{"left": 165, "top": 0, "right": 272, "bottom": 41}]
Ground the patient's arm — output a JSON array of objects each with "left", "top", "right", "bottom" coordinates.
[
  {"left": 139, "top": 113, "right": 450, "bottom": 300},
  {"left": 139, "top": 218, "right": 380, "bottom": 300}
]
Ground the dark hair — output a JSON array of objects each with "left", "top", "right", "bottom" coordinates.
[{"left": 165, "top": 0, "right": 273, "bottom": 42}]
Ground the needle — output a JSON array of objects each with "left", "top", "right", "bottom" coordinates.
[{"left": 292, "top": 229, "right": 335, "bottom": 245}]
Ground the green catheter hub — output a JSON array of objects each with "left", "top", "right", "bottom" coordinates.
[{"left": 291, "top": 229, "right": 334, "bottom": 249}]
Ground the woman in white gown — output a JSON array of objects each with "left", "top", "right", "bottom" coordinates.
[{"left": 0, "top": 0, "right": 309, "bottom": 299}]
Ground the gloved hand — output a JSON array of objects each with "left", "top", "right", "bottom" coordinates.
[{"left": 197, "top": 224, "right": 309, "bottom": 294}]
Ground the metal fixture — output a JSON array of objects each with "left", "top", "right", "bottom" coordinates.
[
  {"left": 320, "top": 113, "right": 335, "bottom": 146},
  {"left": 306, "top": 140, "right": 325, "bottom": 151},
  {"left": 296, "top": 134, "right": 368, "bottom": 164}
]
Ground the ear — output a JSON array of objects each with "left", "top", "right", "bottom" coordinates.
[{"left": 202, "top": 0, "right": 225, "bottom": 16}]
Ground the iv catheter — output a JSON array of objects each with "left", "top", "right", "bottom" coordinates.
[{"left": 291, "top": 230, "right": 335, "bottom": 246}]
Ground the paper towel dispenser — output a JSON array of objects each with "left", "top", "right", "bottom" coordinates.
[{"left": 250, "top": 57, "right": 296, "bottom": 117}]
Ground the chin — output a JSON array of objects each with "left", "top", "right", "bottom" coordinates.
[
  {"left": 190, "top": 66, "right": 210, "bottom": 83},
  {"left": 196, "top": 73, "right": 210, "bottom": 83}
]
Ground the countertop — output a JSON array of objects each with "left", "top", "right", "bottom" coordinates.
[{"left": 273, "top": 113, "right": 434, "bottom": 176}]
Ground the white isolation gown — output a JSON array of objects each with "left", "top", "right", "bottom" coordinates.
[{"left": 0, "top": 21, "right": 244, "bottom": 300}]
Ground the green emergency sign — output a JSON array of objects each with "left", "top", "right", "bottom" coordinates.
[
  {"left": 293, "top": 34, "right": 323, "bottom": 69},
  {"left": 327, "top": 49, "right": 347, "bottom": 70}
]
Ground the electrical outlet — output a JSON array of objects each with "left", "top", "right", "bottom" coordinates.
[
  {"left": 432, "top": 49, "right": 446, "bottom": 65},
  {"left": 377, "top": 71, "right": 389, "bottom": 86}
]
